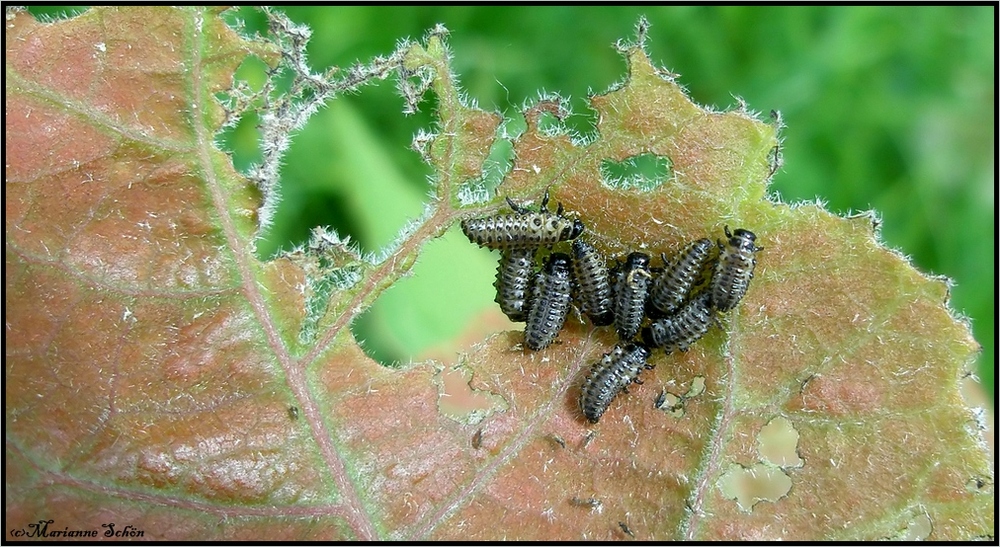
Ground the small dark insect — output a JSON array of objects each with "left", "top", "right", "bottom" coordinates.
[
  {"left": 579, "top": 342, "right": 651, "bottom": 423},
  {"left": 472, "top": 428, "right": 484, "bottom": 450},
  {"left": 460, "top": 189, "right": 584, "bottom": 250},
  {"left": 654, "top": 390, "right": 667, "bottom": 409},
  {"left": 618, "top": 521, "right": 635, "bottom": 538},
  {"left": 288, "top": 406, "right": 299, "bottom": 420},
  {"left": 648, "top": 238, "right": 713, "bottom": 318},
  {"left": 524, "top": 252, "right": 573, "bottom": 351},
  {"left": 642, "top": 291, "right": 713, "bottom": 353},
  {"left": 494, "top": 247, "right": 536, "bottom": 322},
  {"left": 710, "top": 226, "right": 762, "bottom": 312},
  {"left": 570, "top": 239, "right": 614, "bottom": 326},
  {"left": 547, "top": 433, "right": 567, "bottom": 449},
  {"left": 612, "top": 252, "right": 652, "bottom": 340}
]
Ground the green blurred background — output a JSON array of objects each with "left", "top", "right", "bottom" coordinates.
[{"left": 29, "top": 6, "right": 995, "bottom": 403}]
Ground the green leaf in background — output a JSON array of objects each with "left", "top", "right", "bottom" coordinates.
[{"left": 210, "top": 5, "right": 993, "bottom": 400}]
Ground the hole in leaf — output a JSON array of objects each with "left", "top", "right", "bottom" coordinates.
[
  {"left": 350, "top": 226, "right": 518, "bottom": 368},
  {"left": 757, "top": 416, "right": 804, "bottom": 468},
  {"left": 685, "top": 375, "right": 706, "bottom": 398},
  {"left": 655, "top": 376, "right": 706, "bottom": 418},
  {"left": 258, "top": 90, "right": 435, "bottom": 259},
  {"left": 24, "top": 5, "right": 89, "bottom": 20},
  {"left": 600, "top": 152, "right": 672, "bottom": 192},
  {"left": 965, "top": 476, "right": 993, "bottom": 494},
  {"left": 655, "top": 391, "right": 685, "bottom": 418},
  {"left": 717, "top": 463, "right": 792, "bottom": 513},
  {"left": 535, "top": 109, "right": 565, "bottom": 136},
  {"left": 885, "top": 508, "right": 933, "bottom": 541},
  {"left": 457, "top": 113, "right": 523, "bottom": 206},
  {"left": 436, "top": 365, "right": 508, "bottom": 425}
]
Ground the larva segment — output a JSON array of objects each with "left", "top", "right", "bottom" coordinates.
[
  {"left": 648, "top": 238, "right": 713, "bottom": 318},
  {"left": 524, "top": 252, "right": 573, "bottom": 351},
  {"left": 571, "top": 239, "right": 614, "bottom": 326},
  {"left": 579, "top": 342, "right": 651, "bottom": 423},
  {"left": 494, "top": 247, "right": 536, "bottom": 322},
  {"left": 641, "top": 291, "right": 714, "bottom": 353},
  {"left": 460, "top": 191, "right": 584, "bottom": 250},
  {"left": 710, "top": 226, "right": 761, "bottom": 312},
  {"left": 613, "top": 252, "right": 652, "bottom": 341}
]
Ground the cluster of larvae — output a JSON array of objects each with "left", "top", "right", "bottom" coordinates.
[{"left": 461, "top": 192, "right": 761, "bottom": 423}]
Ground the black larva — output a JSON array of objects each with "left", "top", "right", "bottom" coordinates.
[
  {"left": 612, "top": 252, "right": 652, "bottom": 341},
  {"left": 570, "top": 239, "right": 614, "bottom": 326},
  {"left": 641, "top": 291, "right": 713, "bottom": 353},
  {"left": 648, "top": 238, "right": 713, "bottom": 318},
  {"left": 494, "top": 247, "right": 536, "bottom": 322},
  {"left": 524, "top": 252, "right": 573, "bottom": 351},
  {"left": 579, "top": 342, "right": 651, "bottom": 423},
  {"left": 710, "top": 226, "right": 761, "bottom": 312},
  {"left": 460, "top": 190, "right": 584, "bottom": 250}
]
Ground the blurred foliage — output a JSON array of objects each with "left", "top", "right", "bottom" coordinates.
[{"left": 26, "top": 6, "right": 994, "bottom": 400}]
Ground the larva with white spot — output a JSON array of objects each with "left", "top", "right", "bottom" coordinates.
[
  {"left": 710, "top": 226, "right": 761, "bottom": 312},
  {"left": 524, "top": 252, "right": 573, "bottom": 351},
  {"left": 612, "top": 252, "right": 652, "bottom": 341},
  {"left": 460, "top": 190, "right": 584, "bottom": 250}
]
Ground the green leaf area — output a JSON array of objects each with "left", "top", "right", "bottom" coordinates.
[{"left": 5, "top": 7, "right": 992, "bottom": 541}]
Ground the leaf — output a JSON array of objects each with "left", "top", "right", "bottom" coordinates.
[{"left": 4, "top": 7, "right": 992, "bottom": 541}]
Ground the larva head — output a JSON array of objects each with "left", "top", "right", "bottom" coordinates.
[
  {"left": 544, "top": 252, "right": 572, "bottom": 275},
  {"left": 726, "top": 227, "right": 758, "bottom": 252},
  {"left": 623, "top": 341, "right": 651, "bottom": 363},
  {"left": 624, "top": 251, "right": 651, "bottom": 270},
  {"left": 563, "top": 218, "right": 585, "bottom": 241}
]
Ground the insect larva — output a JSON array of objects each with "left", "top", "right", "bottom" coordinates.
[
  {"left": 472, "top": 428, "right": 483, "bottom": 450},
  {"left": 571, "top": 240, "right": 614, "bottom": 326},
  {"left": 579, "top": 342, "right": 651, "bottom": 423},
  {"left": 494, "top": 247, "right": 536, "bottom": 322},
  {"left": 710, "top": 226, "right": 761, "bottom": 312},
  {"left": 653, "top": 390, "right": 667, "bottom": 409},
  {"left": 648, "top": 238, "right": 713, "bottom": 318},
  {"left": 641, "top": 291, "right": 713, "bottom": 353},
  {"left": 612, "top": 252, "right": 652, "bottom": 340},
  {"left": 460, "top": 190, "right": 584, "bottom": 250},
  {"left": 524, "top": 252, "right": 573, "bottom": 351}
]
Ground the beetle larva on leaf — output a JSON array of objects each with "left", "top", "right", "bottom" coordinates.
[
  {"left": 710, "top": 226, "right": 761, "bottom": 312},
  {"left": 524, "top": 252, "right": 573, "bottom": 351},
  {"left": 642, "top": 291, "right": 714, "bottom": 353},
  {"left": 612, "top": 252, "right": 652, "bottom": 340},
  {"left": 460, "top": 189, "right": 584, "bottom": 250},
  {"left": 494, "top": 247, "right": 536, "bottom": 322},
  {"left": 648, "top": 238, "right": 713, "bottom": 318},
  {"left": 579, "top": 342, "right": 651, "bottom": 423},
  {"left": 571, "top": 239, "right": 615, "bottom": 326}
]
